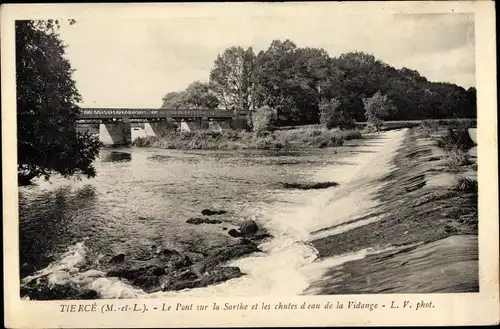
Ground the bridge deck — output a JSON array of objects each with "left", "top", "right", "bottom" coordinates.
[{"left": 78, "top": 108, "right": 234, "bottom": 119}]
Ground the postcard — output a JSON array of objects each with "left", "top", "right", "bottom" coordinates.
[{"left": 2, "top": 1, "right": 498, "bottom": 327}]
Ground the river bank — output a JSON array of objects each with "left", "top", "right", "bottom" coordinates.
[
  {"left": 305, "top": 126, "right": 478, "bottom": 294},
  {"left": 132, "top": 127, "right": 362, "bottom": 150}
]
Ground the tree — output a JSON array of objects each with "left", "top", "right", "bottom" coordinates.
[
  {"left": 185, "top": 81, "right": 219, "bottom": 109},
  {"left": 252, "top": 40, "right": 299, "bottom": 124},
  {"left": 161, "top": 91, "right": 190, "bottom": 109},
  {"left": 465, "top": 87, "right": 477, "bottom": 117},
  {"left": 165, "top": 39, "right": 476, "bottom": 122},
  {"left": 362, "top": 91, "right": 397, "bottom": 131},
  {"left": 16, "top": 20, "right": 101, "bottom": 186},
  {"left": 209, "top": 46, "right": 256, "bottom": 113},
  {"left": 252, "top": 105, "right": 277, "bottom": 133},
  {"left": 161, "top": 81, "right": 219, "bottom": 109},
  {"left": 252, "top": 40, "right": 333, "bottom": 125},
  {"left": 330, "top": 51, "right": 390, "bottom": 121},
  {"left": 329, "top": 51, "right": 475, "bottom": 121},
  {"left": 319, "top": 98, "right": 354, "bottom": 129}
]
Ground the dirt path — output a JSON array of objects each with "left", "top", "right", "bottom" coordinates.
[{"left": 305, "top": 127, "right": 478, "bottom": 294}]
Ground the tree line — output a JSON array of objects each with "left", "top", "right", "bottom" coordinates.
[{"left": 162, "top": 39, "right": 476, "bottom": 128}]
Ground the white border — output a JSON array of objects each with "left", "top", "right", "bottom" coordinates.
[{"left": 2, "top": 2, "right": 498, "bottom": 327}]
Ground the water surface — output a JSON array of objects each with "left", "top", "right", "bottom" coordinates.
[{"left": 20, "top": 145, "right": 361, "bottom": 282}]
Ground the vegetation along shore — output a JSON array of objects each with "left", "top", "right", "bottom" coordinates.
[{"left": 132, "top": 127, "right": 363, "bottom": 150}]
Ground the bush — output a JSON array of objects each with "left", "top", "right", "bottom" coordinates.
[
  {"left": 132, "top": 126, "right": 362, "bottom": 150},
  {"left": 421, "top": 119, "right": 476, "bottom": 132},
  {"left": 363, "top": 91, "right": 396, "bottom": 131},
  {"left": 363, "top": 123, "right": 379, "bottom": 133},
  {"left": 319, "top": 98, "right": 355, "bottom": 129},
  {"left": 420, "top": 120, "right": 440, "bottom": 131},
  {"left": 252, "top": 105, "right": 277, "bottom": 133},
  {"left": 452, "top": 177, "right": 478, "bottom": 196},
  {"left": 436, "top": 126, "right": 475, "bottom": 151},
  {"left": 444, "top": 149, "right": 472, "bottom": 171},
  {"left": 217, "top": 130, "right": 242, "bottom": 141},
  {"left": 132, "top": 136, "right": 155, "bottom": 147},
  {"left": 250, "top": 135, "right": 288, "bottom": 150},
  {"left": 274, "top": 126, "right": 361, "bottom": 148}
]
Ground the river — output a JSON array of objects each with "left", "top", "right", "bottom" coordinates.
[{"left": 19, "top": 130, "right": 405, "bottom": 298}]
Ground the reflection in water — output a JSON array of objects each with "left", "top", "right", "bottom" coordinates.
[{"left": 101, "top": 151, "right": 132, "bottom": 163}]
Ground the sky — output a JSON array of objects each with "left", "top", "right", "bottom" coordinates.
[{"left": 57, "top": 9, "right": 475, "bottom": 108}]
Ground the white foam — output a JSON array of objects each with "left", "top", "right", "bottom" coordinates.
[
  {"left": 90, "top": 277, "right": 144, "bottom": 299},
  {"left": 22, "top": 240, "right": 89, "bottom": 286}
]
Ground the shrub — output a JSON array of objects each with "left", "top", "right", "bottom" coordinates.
[
  {"left": 218, "top": 130, "right": 242, "bottom": 141},
  {"left": 252, "top": 105, "right": 277, "bottom": 133},
  {"left": 420, "top": 120, "right": 440, "bottom": 131},
  {"left": 363, "top": 91, "right": 396, "bottom": 131},
  {"left": 452, "top": 177, "right": 478, "bottom": 196},
  {"left": 250, "top": 134, "right": 288, "bottom": 150},
  {"left": 133, "top": 136, "right": 155, "bottom": 147},
  {"left": 436, "top": 126, "right": 475, "bottom": 151},
  {"left": 319, "top": 98, "right": 355, "bottom": 129},
  {"left": 133, "top": 125, "right": 362, "bottom": 150},
  {"left": 362, "top": 123, "right": 379, "bottom": 133},
  {"left": 444, "top": 149, "right": 472, "bottom": 171}
]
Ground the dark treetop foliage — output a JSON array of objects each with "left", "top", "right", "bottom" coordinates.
[
  {"left": 16, "top": 20, "right": 101, "bottom": 185},
  {"left": 328, "top": 51, "right": 476, "bottom": 122},
  {"left": 209, "top": 46, "right": 256, "bottom": 113},
  {"left": 167, "top": 39, "right": 476, "bottom": 128},
  {"left": 161, "top": 81, "right": 219, "bottom": 110}
]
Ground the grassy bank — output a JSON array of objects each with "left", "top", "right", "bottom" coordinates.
[
  {"left": 308, "top": 125, "right": 478, "bottom": 294},
  {"left": 421, "top": 119, "right": 476, "bottom": 172},
  {"left": 132, "top": 127, "right": 362, "bottom": 150}
]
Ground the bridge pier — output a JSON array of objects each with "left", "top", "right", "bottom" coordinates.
[
  {"left": 178, "top": 117, "right": 232, "bottom": 132},
  {"left": 144, "top": 118, "right": 177, "bottom": 137},
  {"left": 179, "top": 118, "right": 203, "bottom": 132},
  {"left": 201, "top": 117, "right": 209, "bottom": 130},
  {"left": 99, "top": 118, "right": 131, "bottom": 146},
  {"left": 217, "top": 119, "right": 232, "bottom": 130}
]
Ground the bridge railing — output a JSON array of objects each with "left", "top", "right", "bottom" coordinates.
[{"left": 78, "top": 108, "right": 234, "bottom": 119}]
